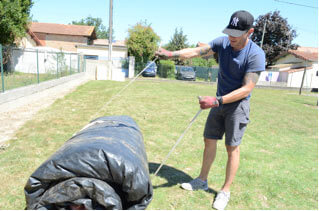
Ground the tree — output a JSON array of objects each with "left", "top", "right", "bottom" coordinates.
[
  {"left": 251, "top": 10, "right": 298, "bottom": 66},
  {"left": 126, "top": 21, "right": 160, "bottom": 72},
  {"left": 166, "top": 28, "right": 189, "bottom": 51},
  {"left": 72, "top": 16, "right": 112, "bottom": 39},
  {"left": 166, "top": 28, "right": 189, "bottom": 65},
  {"left": 0, "top": 0, "right": 33, "bottom": 46}
]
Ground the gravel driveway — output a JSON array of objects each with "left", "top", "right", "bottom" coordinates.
[{"left": 0, "top": 76, "right": 89, "bottom": 147}]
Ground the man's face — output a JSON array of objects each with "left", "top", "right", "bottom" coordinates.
[
  {"left": 228, "top": 28, "right": 253, "bottom": 51},
  {"left": 228, "top": 32, "right": 249, "bottom": 51}
]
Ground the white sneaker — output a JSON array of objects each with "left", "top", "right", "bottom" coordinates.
[
  {"left": 212, "top": 191, "right": 230, "bottom": 210},
  {"left": 180, "top": 177, "right": 208, "bottom": 191}
]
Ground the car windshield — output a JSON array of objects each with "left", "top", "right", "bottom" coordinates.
[
  {"left": 145, "top": 62, "right": 156, "bottom": 71},
  {"left": 147, "top": 62, "right": 155, "bottom": 67},
  {"left": 181, "top": 68, "right": 193, "bottom": 72}
]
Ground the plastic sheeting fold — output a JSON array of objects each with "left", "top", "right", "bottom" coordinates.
[{"left": 24, "top": 115, "right": 153, "bottom": 210}]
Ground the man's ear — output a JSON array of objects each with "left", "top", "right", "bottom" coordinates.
[{"left": 248, "top": 28, "right": 254, "bottom": 36}]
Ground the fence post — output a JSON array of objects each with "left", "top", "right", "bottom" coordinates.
[
  {"left": 56, "top": 52, "right": 59, "bottom": 78},
  {"left": 69, "top": 53, "right": 72, "bottom": 75},
  {"left": 299, "top": 62, "right": 307, "bottom": 95},
  {"left": 0, "top": 44, "right": 4, "bottom": 92},
  {"left": 77, "top": 54, "right": 80, "bottom": 73},
  {"left": 36, "top": 49, "right": 39, "bottom": 83}
]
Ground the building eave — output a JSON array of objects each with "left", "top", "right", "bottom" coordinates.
[
  {"left": 76, "top": 44, "right": 127, "bottom": 50},
  {"left": 27, "top": 29, "right": 46, "bottom": 46}
]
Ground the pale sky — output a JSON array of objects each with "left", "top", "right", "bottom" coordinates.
[{"left": 31, "top": 0, "right": 318, "bottom": 47}]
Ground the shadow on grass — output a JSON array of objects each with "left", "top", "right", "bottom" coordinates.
[
  {"left": 149, "top": 162, "right": 217, "bottom": 194},
  {"left": 303, "top": 100, "right": 318, "bottom": 107},
  {"left": 297, "top": 100, "right": 318, "bottom": 107}
]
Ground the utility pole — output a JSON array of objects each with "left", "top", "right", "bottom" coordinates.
[
  {"left": 260, "top": 19, "right": 267, "bottom": 48},
  {"left": 108, "top": 0, "right": 113, "bottom": 78},
  {"left": 299, "top": 60, "right": 308, "bottom": 95},
  {"left": 108, "top": 0, "right": 113, "bottom": 61}
]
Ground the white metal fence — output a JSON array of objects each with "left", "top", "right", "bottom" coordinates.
[{"left": 0, "top": 45, "right": 85, "bottom": 92}]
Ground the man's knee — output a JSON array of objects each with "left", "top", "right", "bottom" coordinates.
[
  {"left": 225, "top": 145, "right": 240, "bottom": 157},
  {"left": 204, "top": 138, "right": 217, "bottom": 148}
]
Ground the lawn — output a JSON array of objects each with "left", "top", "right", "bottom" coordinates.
[
  {"left": 0, "top": 70, "right": 79, "bottom": 92},
  {"left": 0, "top": 79, "right": 317, "bottom": 210}
]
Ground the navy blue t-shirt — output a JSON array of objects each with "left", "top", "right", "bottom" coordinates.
[{"left": 209, "top": 36, "right": 265, "bottom": 100}]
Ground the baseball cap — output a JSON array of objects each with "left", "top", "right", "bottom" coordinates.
[{"left": 222, "top": 10, "right": 254, "bottom": 37}]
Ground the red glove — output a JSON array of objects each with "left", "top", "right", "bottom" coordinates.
[
  {"left": 199, "top": 96, "right": 219, "bottom": 109},
  {"left": 155, "top": 47, "right": 173, "bottom": 59}
]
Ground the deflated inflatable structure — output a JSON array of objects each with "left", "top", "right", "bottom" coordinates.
[{"left": 24, "top": 116, "right": 153, "bottom": 210}]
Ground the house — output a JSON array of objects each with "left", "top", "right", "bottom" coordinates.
[
  {"left": 26, "top": 22, "right": 97, "bottom": 52},
  {"left": 12, "top": 22, "right": 95, "bottom": 74},
  {"left": 258, "top": 47, "right": 318, "bottom": 88},
  {"left": 76, "top": 39, "right": 133, "bottom": 80},
  {"left": 14, "top": 22, "right": 133, "bottom": 80},
  {"left": 18, "top": 29, "right": 46, "bottom": 48},
  {"left": 76, "top": 39, "right": 127, "bottom": 60}
]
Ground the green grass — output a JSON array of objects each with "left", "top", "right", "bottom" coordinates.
[
  {"left": 0, "top": 80, "right": 317, "bottom": 210},
  {"left": 0, "top": 70, "right": 79, "bottom": 91}
]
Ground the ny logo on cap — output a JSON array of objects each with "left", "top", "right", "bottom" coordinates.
[{"left": 231, "top": 17, "right": 239, "bottom": 27}]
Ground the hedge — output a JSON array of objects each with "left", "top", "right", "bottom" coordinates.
[{"left": 158, "top": 60, "right": 175, "bottom": 78}]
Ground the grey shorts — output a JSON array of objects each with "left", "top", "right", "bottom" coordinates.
[{"left": 203, "top": 99, "right": 250, "bottom": 146}]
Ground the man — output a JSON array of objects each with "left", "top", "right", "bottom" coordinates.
[{"left": 156, "top": 10, "right": 265, "bottom": 210}]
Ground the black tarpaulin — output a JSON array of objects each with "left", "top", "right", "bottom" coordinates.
[{"left": 24, "top": 115, "right": 153, "bottom": 210}]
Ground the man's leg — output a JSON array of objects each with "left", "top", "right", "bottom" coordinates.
[
  {"left": 198, "top": 138, "right": 218, "bottom": 181},
  {"left": 180, "top": 138, "right": 217, "bottom": 191},
  {"left": 221, "top": 145, "right": 240, "bottom": 192},
  {"left": 212, "top": 145, "right": 240, "bottom": 210},
  {"left": 220, "top": 100, "right": 248, "bottom": 192},
  {"left": 181, "top": 107, "right": 223, "bottom": 191}
]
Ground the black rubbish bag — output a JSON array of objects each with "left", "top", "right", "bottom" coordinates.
[{"left": 24, "top": 115, "right": 153, "bottom": 210}]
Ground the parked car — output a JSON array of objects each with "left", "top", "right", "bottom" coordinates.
[
  {"left": 142, "top": 61, "right": 157, "bottom": 77},
  {"left": 176, "top": 66, "right": 196, "bottom": 81}
]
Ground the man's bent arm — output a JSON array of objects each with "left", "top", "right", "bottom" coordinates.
[{"left": 221, "top": 72, "right": 260, "bottom": 104}]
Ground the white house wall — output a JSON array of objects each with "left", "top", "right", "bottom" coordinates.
[
  {"left": 18, "top": 34, "right": 37, "bottom": 48},
  {"left": 257, "top": 71, "right": 288, "bottom": 86},
  {"left": 287, "top": 67, "right": 318, "bottom": 88},
  {"left": 273, "top": 54, "right": 318, "bottom": 88},
  {"left": 11, "top": 47, "right": 80, "bottom": 74},
  {"left": 77, "top": 46, "right": 127, "bottom": 60},
  {"left": 77, "top": 45, "right": 132, "bottom": 79}
]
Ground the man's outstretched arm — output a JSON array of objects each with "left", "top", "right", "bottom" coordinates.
[{"left": 156, "top": 45, "right": 214, "bottom": 60}]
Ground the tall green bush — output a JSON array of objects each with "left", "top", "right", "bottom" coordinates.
[
  {"left": 126, "top": 21, "right": 160, "bottom": 73},
  {"left": 187, "top": 57, "right": 217, "bottom": 67},
  {"left": 158, "top": 60, "right": 175, "bottom": 78}
]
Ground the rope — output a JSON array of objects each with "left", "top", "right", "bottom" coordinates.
[{"left": 89, "top": 57, "right": 158, "bottom": 120}]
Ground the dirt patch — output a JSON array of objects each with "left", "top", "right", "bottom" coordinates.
[
  {"left": 303, "top": 103, "right": 318, "bottom": 108},
  {"left": 0, "top": 77, "right": 89, "bottom": 147}
]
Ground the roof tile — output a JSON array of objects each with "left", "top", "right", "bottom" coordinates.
[
  {"left": 30, "top": 22, "right": 96, "bottom": 37},
  {"left": 289, "top": 47, "right": 318, "bottom": 62}
]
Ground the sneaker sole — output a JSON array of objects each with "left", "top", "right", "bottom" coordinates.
[
  {"left": 180, "top": 183, "right": 208, "bottom": 191},
  {"left": 212, "top": 204, "right": 225, "bottom": 210}
]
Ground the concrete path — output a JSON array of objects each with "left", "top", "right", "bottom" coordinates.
[{"left": 0, "top": 74, "right": 89, "bottom": 146}]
